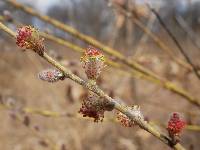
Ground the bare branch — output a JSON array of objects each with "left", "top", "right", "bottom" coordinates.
[{"left": 147, "top": 5, "right": 200, "bottom": 80}]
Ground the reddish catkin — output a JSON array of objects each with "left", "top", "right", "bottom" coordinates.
[
  {"left": 117, "top": 105, "right": 144, "bottom": 127},
  {"left": 79, "top": 92, "right": 106, "bottom": 122},
  {"left": 167, "top": 112, "right": 186, "bottom": 144},
  {"left": 16, "top": 26, "right": 45, "bottom": 56},
  {"left": 117, "top": 111, "right": 135, "bottom": 127},
  {"left": 80, "top": 46, "right": 105, "bottom": 80}
]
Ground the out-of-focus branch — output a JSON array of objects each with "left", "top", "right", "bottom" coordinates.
[
  {"left": 0, "top": 22, "right": 186, "bottom": 150},
  {"left": 1, "top": 103, "right": 200, "bottom": 132},
  {"left": 131, "top": 13, "right": 156, "bottom": 58},
  {"left": 36, "top": 32, "right": 199, "bottom": 108},
  {"left": 148, "top": 6, "right": 200, "bottom": 80},
  {"left": 41, "top": 32, "right": 200, "bottom": 108},
  {"left": 1, "top": 11, "right": 200, "bottom": 108},
  {"left": 107, "top": 0, "right": 192, "bottom": 71},
  {"left": 6, "top": 0, "right": 164, "bottom": 81},
  {"left": 175, "top": 15, "right": 200, "bottom": 52}
]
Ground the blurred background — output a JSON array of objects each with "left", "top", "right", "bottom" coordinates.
[{"left": 0, "top": 0, "right": 200, "bottom": 149}]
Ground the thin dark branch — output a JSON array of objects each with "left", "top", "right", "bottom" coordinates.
[
  {"left": 147, "top": 4, "right": 200, "bottom": 80},
  {"left": 175, "top": 15, "right": 200, "bottom": 52}
]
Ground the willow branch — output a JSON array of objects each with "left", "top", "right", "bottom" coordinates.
[
  {"left": 0, "top": 22, "right": 186, "bottom": 150},
  {"left": 40, "top": 33, "right": 200, "bottom": 108},
  {"left": 36, "top": 31, "right": 200, "bottom": 109},
  {"left": 5, "top": 0, "right": 200, "bottom": 108}
]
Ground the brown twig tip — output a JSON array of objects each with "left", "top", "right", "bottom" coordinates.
[
  {"left": 81, "top": 46, "right": 106, "bottom": 80},
  {"left": 16, "top": 26, "right": 45, "bottom": 56}
]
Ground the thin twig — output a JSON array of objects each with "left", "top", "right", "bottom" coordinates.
[
  {"left": 107, "top": 0, "right": 192, "bottom": 70},
  {"left": 175, "top": 15, "right": 200, "bottom": 52},
  {"left": 131, "top": 13, "right": 156, "bottom": 58},
  {"left": 0, "top": 22, "right": 186, "bottom": 150},
  {"left": 148, "top": 5, "right": 200, "bottom": 80}
]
